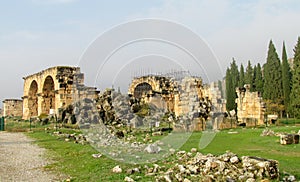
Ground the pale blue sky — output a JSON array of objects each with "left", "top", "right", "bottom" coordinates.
[{"left": 1, "top": 0, "right": 300, "bottom": 105}]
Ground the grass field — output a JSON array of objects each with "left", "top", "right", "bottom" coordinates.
[
  {"left": 23, "top": 125, "right": 300, "bottom": 181},
  {"left": 3, "top": 117, "right": 300, "bottom": 181}
]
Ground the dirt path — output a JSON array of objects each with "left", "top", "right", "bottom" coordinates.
[{"left": 0, "top": 132, "right": 62, "bottom": 182}]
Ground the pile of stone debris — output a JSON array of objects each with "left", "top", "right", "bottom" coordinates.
[
  {"left": 260, "top": 128, "right": 277, "bottom": 136},
  {"left": 261, "top": 128, "right": 300, "bottom": 145},
  {"left": 113, "top": 149, "right": 286, "bottom": 182},
  {"left": 51, "top": 131, "right": 88, "bottom": 145}
]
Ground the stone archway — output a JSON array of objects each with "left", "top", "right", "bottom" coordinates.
[
  {"left": 134, "top": 82, "right": 152, "bottom": 99},
  {"left": 28, "top": 81, "right": 38, "bottom": 117},
  {"left": 42, "top": 76, "right": 55, "bottom": 115},
  {"left": 22, "top": 66, "right": 99, "bottom": 120}
]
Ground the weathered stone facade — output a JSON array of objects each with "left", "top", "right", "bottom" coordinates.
[
  {"left": 22, "top": 66, "right": 98, "bottom": 120},
  {"left": 2, "top": 99, "right": 23, "bottom": 117},
  {"left": 174, "top": 77, "right": 206, "bottom": 117},
  {"left": 236, "top": 84, "right": 265, "bottom": 126},
  {"left": 128, "top": 75, "right": 211, "bottom": 119},
  {"left": 128, "top": 75, "right": 176, "bottom": 112},
  {"left": 203, "top": 81, "right": 226, "bottom": 113}
]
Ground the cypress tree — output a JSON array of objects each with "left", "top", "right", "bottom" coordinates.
[
  {"left": 290, "top": 37, "right": 300, "bottom": 118},
  {"left": 226, "top": 68, "right": 234, "bottom": 111},
  {"left": 225, "top": 59, "right": 239, "bottom": 111},
  {"left": 238, "top": 64, "right": 245, "bottom": 87},
  {"left": 254, "top": 63, "right": 263, "bottom": 95},
  {"left": 245, "top": 60, "right": 254, "bottom": 90},
  {"left": 253, "top": 65, "right": 257, "bottom": 91},
  {"left": 231, "top": 59, "right": 239, "bottom": 91},
  {"left": 281, "top": 42, "right": 292, "bottom": 114},
  {"left": 263, "top": 40, "right": 283, "bottom": 101}
]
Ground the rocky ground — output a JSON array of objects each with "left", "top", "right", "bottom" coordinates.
[{"left": 0, "top": 132, "right": 63, "bottom": 182}]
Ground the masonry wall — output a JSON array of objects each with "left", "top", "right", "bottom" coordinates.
[
  {"left": 22, "top": 66, "right": 98, "bottom": 120},
  {"left": 174, "top": 77, "right": 204, "bottom": 117},
  {"left": 3, "top": 99, "right": 23, "bottom": 117},
  {"left": 203, "top": 81, "right": 226, "bottom": 113},
  {"left": 236, "top": 84, "right": 265, "bottom": 126}
]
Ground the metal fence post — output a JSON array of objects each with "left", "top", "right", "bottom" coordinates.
[{"left": 0, "top": 117, "right": 4, "bottom": 131}]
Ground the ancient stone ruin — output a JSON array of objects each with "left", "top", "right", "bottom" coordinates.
[
  {"left": 203, "top": 81, "right": 226, "bottom": 114},
  {"left": 2, "top": 66, "right": 270, "bottom": 131},
  {"left": 126, "top": 75, "right": 214, "bottom": 131},
  {"left": 22, "top": 66, "right": 99, "bottom": 120},
  {"left": 2, "top": 99, "right": 23, "bottom": 117},
  {"left": 236, "top": 84, "right": 265, "bottom": 126},
  {"left": 128, "top": 75, "right": 211, "bottom": 119}
]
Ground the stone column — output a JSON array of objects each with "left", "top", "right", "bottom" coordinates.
[
  {"left": 37, "top": 93, "right": 43, "bottom": 116},
  {"left": 22, "top": 96, "right": 29, "bottom": 120}
]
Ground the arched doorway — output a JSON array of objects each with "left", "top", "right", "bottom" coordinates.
[
  {"left": 134, "top": 82, "right": 152, "bottom": 99},
  {"left": 28, "top": 81, "right": 38, "bottom": 117},
  {"left": 42, "top": 76, "right": 56, "bottom": 115}
]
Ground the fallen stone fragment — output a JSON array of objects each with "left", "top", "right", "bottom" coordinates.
[
  {"left": 112, "top": 165, "right": 122, "bottom": 173},
  {"left": 191, "top": 148, "right": 197, "bottom": 153},
  {"left": 183, "top": 178, "right": 191, "bottom": 182},
  {"left": 280, "top": 134, "right": 296, "bottom": 145},
  {"left": 124, "top": 176, "right": 135, "bottom": 182},
  {"left": 261, "top": 129, "right": 275, "bottom": 136},
  {"left": 92, "top": 153, "right": 102, "bottom": 158},
  {"left": 144, "top": 144, "right": 161, "bottom": 154},
  {"left": 230, "top": 156, "right": 239, "bottom": 164}
]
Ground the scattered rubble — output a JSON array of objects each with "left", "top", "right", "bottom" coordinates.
[
  {"left": 282, "top": 175, "right": 297, "bottom": 182},
  {"left": 261, "top": 128, "right": 276, "bottom": 136},
  {"left": 112, "top": 165, "right": 122, "bottom": 173},
  {"left": 150, "top": 151, "right": 279, "bottom": 181},
  {"left": 280, "top": 134, "right": 299, "bottom": 145},
  {"left": 52, "top": 131, "right": 88, "bottom": 145},
  {"left": 121, "top": 151, "right": 284, "bottom": 181},
  {"left": 144, "top": 144, "right": 161, "bottom": 154},
  {"left": 260, "top": 129, "right": 300, "bottom": 145}
]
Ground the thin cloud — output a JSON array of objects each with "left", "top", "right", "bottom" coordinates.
[
  {"left": 128, "top": 0, "right": 300, "bottom": 68},
  {"left": 31, "top": 0, "right": 77, "bottom": 5},
  {"left": 0, "top": 31, "right": 41, "bottom": 41}
]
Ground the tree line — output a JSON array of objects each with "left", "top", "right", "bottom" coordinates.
[{"left": 225, "top": 37, "right": 300, "bottom": 118}]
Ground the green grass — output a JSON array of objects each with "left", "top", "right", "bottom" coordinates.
[
  {"left": 182, "top": 126, "right": 300, "bottom": 178},
  {"left": 278, "top": 118, "right": 300, "bottom": 125},
  {"left": 4, "top": 117, "right": 44, "bottom": 132},
  {"left": 28, "top": 131, "right": 133, "bottom": 181},
  {"left": 24, "top": 124, "right": 300, "bottom": 181}
]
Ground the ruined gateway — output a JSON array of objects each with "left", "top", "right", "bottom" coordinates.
[
  {"left": 128, "top": 75, "right": 211, "bottom": 118},
  {"left": 22, "top": 66, "right": 99, "bottom": 120}
]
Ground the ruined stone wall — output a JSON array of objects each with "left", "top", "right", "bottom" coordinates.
[
  {"left": 22, "top": 66, "right": 98, "bottom": 119},
  {"left": 236, "top": 84, "right": 265, "bottom": 126},
  {"left": 203, "top": 81, "right": 226, "bottom": 113},
  {"left": 129, "top": 75, "right": 210, "bottom": 120},
  {"left": 2, "top": 99, "right": 23, "bottom": 117},
  {"left": 174, "top": 77, "right": 205, "bottom": 117},
  {"left": 128, "top": 75, "right": 176, "bottom": 113}
]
